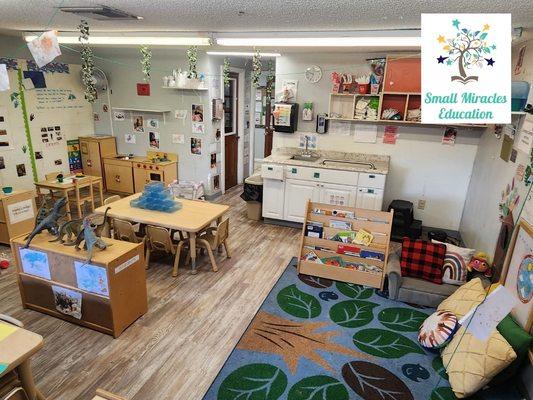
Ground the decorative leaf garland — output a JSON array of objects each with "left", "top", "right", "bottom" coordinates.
[
  {"left": 252, "top": 49, "right": 262, "bottom": 87},
  {"left": 78, "top": 20, "right": 96, "bottom": 103},
  {"left": 187, "top": 46, "right": 198, "bottom": 79},
  {"left": 265, "top": 60, "right": 274, "bottom": 97},
  {"left": 223, "top": 58, "right": 230, "bottom": 87},
  {"left": 140, "top": 45, "right": 152, "bottom": 82}
]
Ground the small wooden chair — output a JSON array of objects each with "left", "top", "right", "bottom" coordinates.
[
  {"left": 103, "top": 195, "right": 121, "bottom": 205},
  {"left": 145, "top": 225, "right": 186, "bottom": 276},
  {"left": 113, "top": 218, "right": 147, "bottom": 266},
  {"left": 68, "top": 177, "right": 95, "bottom": 218},
  {"left": 186, "top": 219, "right": 230, "bottom": 272},
  {"left": 40, "top": 171, "right": 61, "bottom": 204}
]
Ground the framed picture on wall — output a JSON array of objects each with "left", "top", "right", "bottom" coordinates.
[{"left": 501, "top": 218, "right": 533, "bottom": 332}]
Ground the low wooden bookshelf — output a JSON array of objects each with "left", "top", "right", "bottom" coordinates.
[{"left": 297, "top": 201, "right": 393, "bottom": 289}]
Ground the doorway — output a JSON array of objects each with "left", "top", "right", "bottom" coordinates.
[{"left": 224, "top": 72, "right": 239, "bottom": 190}]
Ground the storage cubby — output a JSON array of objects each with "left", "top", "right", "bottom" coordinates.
[
  {"left": 380, "top": 94, "right": 408, "bottom": 121},
  {"left": 328, "top": 93, "right": 356, "bottom": 119},
  {"left": 297, "top": 201, "right": 393, "bottom": 289}
]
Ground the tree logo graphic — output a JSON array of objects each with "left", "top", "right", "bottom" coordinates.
[{"left": 437, "top": 18, "right": 496, "bottom": 84}]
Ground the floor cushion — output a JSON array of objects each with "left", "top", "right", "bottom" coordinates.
[
  {"left": 400, "top": 238, "right": 446, "bottom": 284},
  {"left": 418, "top": 310, "right": 457, "bottom": 350},
  {"left": 437, "top": 278, "right": 486, "bottom": 318},
  {"left": 442, "top": 326, "right": 516, "bottom": 398},
  {"left": 432, "top": 240, "right": 475, "bottom": 285}
]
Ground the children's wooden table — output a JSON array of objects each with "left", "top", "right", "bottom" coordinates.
[
  {"left": 94, "top": 194, "right": 230, "bottom": 274},
  {"left": 0, "top": 321, "right": 46, "bottom": 400},
  {"left": 34, "top": 175, "right": 104, "bottom": 220}
]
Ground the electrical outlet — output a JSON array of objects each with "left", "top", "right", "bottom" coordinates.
[{"left": 417, "top": 199, "right": 426, "bottom": 210}]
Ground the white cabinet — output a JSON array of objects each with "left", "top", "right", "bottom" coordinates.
[
  {"left": 319, "top": 183, "right": 357, "bottom": 207},
  {"left": 284, "top": 179, "right": 320, "bottom": 222},
  {"left": 355, "top": 187, "right": 384, "bottom": 211},
  {"left": 262, "top": 179, "right": 285, "bottom": 219}
]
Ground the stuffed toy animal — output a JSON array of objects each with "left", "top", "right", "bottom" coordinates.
[{"left": 467, "top": 252, "right": 493, "bottom": 277}]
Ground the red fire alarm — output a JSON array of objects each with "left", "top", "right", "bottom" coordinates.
[{"left": 137, "top": 83, "right": 150, "bottom": 96}]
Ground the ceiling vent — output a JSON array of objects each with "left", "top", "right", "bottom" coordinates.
[{"left": 59, "top": 6, "right": 142, "bottom": 20}]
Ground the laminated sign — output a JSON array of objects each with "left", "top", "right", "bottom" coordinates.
[{"left": 421, "top": 14, "right": 511, "bottom": 124}]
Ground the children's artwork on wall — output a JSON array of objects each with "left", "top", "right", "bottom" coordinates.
[
  {"left": 278, "top": 79, "right": 298, "bottom": 102},
  {"left": 67, "top": 139, "right": 82, "bottom": 173},
  {"left": 510, "top": 148, "right": 518, "bottom": 163},
  {"left": 149, "top": 131, "right": 160, "bottom": 149},
  {"left": 516, "top": 164, "right": 526, "bottom": 181},
  {"left": 215, "top": 129, "right": 221, "bottom": 141},
  {"left": 75, "top": 261, "right": 109, "bottom": 297},
  {"left": 175, "top": 109, "right": 187, "bottom": 120},
  {"left": 133, "top": 115, "right": 144, "bottom": 132},
  {"left": 442, "top": 127, "right": 457, "bottom": 146},
  {"left": 191, "top": 137, "right": 202, "bottom": 155},
  {"left": 0, "top": 107, "right": 11, "bottom": 148},
  {"left": 210, "top": 153, "right": 217, "bottom": 169},
  {"left": 192, "top": 104, "right": 204, "bottom": 122},
  {"left": 125, "top": 133, "right": 136, "bottom": 144},
  {"left": 172, "top": 133, "right": 184, "bottom": 144},
  {"left": 102, "top": 104, "right": 108, "bottom": 113},
  {"left": 299, "top": 134, "right": 317, "bottom": 150},
  {"left": 0, "top": 64, "right": 9, "bottom": 91},
  {"left": 35, "top": 152, "right": 43, "bottom": 160},
  {"left": 113, "top": 111, "right": 126, "bottom": 121},
  {"left": 213, "top": 174, "right": 220, "bottom": 190},
  {"left": 499, "top": 178, "right": 520, "bottom": 219},
  {"left": 192, "top": 122, "right": 204, "bottom": 134},
  {"left": 52, "top": 285, "right": 82, "bottom": 319},
  {"left": 136, "top": 83, "right": 150, "bottom": 96},
  {"left": 93, "top": 113, "right": 99, "bottom": 122},
  {"left": 501, "top": 219, "right": 533, "bottom": 331},
  {"left": 20, "top": 248, "right": 50, "bottom": 280},
  {"left": 26, "top": 30, "right": 61, "bottom": 68},
  {"left": 54, "top": 159, "right": 62, "bottom": 166},
  {"left": 16, "top": 164, "right": 26, "bottom": 177},
  {"left": 147, "top": 118, "right": 159, "bottom": 129},
  {"left": 514, "top": 45, "right": 527, "bottom": 75},
  {"left": 0, "top": 156, "right": 5, "bottom": 169},
  {"left": 212, "top": 98, "right": 223, "bottom": 120}
]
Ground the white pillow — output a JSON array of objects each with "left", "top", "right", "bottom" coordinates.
[{"left": 432, "top": 240, "right": 475, "bottom": 285}]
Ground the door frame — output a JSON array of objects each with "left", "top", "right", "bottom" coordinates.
[{"left": 220, "top": 67, "right": 245, "bottom": 194}]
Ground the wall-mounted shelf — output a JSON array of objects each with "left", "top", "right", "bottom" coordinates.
[
  {"left": 161, "top": 86, "right": 208, "bottom": 91},
  {"left": 327, "top": 117, "right": 486, "bottom": 129},
  {"left": 511, "top": 111, "right": 526, "bottom": 115},
  {"left": 112, "top": 107, "right": 172, "bottom": 123}
]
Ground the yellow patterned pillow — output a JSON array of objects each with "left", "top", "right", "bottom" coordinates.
[
  {"left": 437, "top": 278, "right": 486, "bottom": 318},
  {"left": 442, "top": 327, "right": 516, "bottom": 398}
]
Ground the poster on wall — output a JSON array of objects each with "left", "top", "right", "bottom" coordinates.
[
  {"left": 175, "top": 110, "right": 187, "bottom": 120},
  {"left": 210, "top": 153, "right": 217, "bottom": 169},
  {"left": 515, "top": 114, "right": 533, "bottom": 155},
  {"left": 149, "top": 131, "right": 160, "bottom": 149},
  {"left": 172, "top": 134, "right": 185, "bottom": 144},
  {"left": 67, "top": 139, "right": 83, "bottom": 174},
  {"left": 0, "top": 156, "right": 5, "bottom": 169},
  {"left": 113, "top": 111, "right": 126, "bottom": 121},
  {"left": 191, "top": 137, "right": 202, "bottom": 155},
  {"left": 133, "top": 115, "right": 144, "bottom": 132},
  {"left": 125, "top": 133, "right": 136, "bottom": 144},
  {"left": 7, "top": 199, "right": 35, "bottom": 224},
  {"left": 0, "top": 64, "right": 9, "bottom": 91},
  {"left": 273, "top": 104, "right": 292, "bottom": 127},
  {"left": 421, "top": 14, "right": 511, "bottom": 124},
  {"left": 16, "top": 164, "right": 26, "bottom": 177},
  {"left": 74, "top": 261, "right": 109, "bottom": 297},
  {"left": 192, "top": 104, "right": 204, "bottom": 122},
  {"left": 502, "top": 219, "right": 533, "bottom": 331},
  {"left": 213, "top": 174, "right": 220, "bottom": 190},
  {"left": 147, "top": 118, "right": 159, "bottom": 129},
  {"left": 26, "top": 30, "right": 61, "bottom": 68},
  {"left": 0, "top": 106, "right": 12, "bottom": 148},
  {"left": 192, "top": 122, "right": 204, "bottom": 134},
  {"left": 52, "top": 285, "right": 82, "bottom": 319},
  {"left": 19, "top": 248, "right": 51, "bottom": 280}
]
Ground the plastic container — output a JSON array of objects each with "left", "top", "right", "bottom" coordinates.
[
  {"left": 358, "top": 84, "right": 369, "bottom": 95},
  {"left": 511, "top": 81, "right": 530, "bottom": 111}
]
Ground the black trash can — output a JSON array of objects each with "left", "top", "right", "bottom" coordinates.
[{"left": 241, "top": 174, "right": 263, "bottom": 220}]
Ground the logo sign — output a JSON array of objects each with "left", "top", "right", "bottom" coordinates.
[{"left": 421, "top": 14, "right": 511, "bottom": 124}]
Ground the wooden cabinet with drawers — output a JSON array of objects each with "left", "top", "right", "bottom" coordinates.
[
  {"left": 133, "top": 161, "right": 177, "bottom": 193},
  {"left": 103, "top": 158, "right": 135, "bottom": 195}
]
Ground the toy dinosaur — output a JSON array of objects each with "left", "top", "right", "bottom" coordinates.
[
  {"left": 50, "top": 201, "right": 93, "bottom": 245},
  {"left": 24, "top": 197, "right": 67, "bottom": 248},
  {"left": 88, "top": 207, "right": 111, "bottom": 238},
  {"left": 72, "top": 217, "right": 111, "bottom": 262}
]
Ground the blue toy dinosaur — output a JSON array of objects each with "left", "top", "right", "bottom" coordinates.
[{"left": 24, "top": 197, "right": 67, "bottom": 248}]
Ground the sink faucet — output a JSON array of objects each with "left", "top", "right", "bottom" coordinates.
[{"left": 302, "top": 135, "right": 312, "bottom": 156}]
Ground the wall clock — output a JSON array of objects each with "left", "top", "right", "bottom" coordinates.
[{"left": 304, "top": 65, "right": 323, "bottom": 84}]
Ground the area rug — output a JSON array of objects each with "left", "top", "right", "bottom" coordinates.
[{"left": 203, "top": 258, "right": 459, "bottom": 400}]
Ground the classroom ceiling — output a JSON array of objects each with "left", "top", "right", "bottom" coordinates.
[{"left": 0, "top": 0, "right": 532, "bottom": 36}]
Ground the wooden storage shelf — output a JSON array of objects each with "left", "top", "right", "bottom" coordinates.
[
  {"left": 297, "top": 201, "right": 393, "bottom": 289},
  {"left": 11, "top": 232, "right": 147, "bottom": 338}
]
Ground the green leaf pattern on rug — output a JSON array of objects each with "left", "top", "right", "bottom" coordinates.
[
  {"left": 378, "top": 307, "right": 429, "bottom": 332},
  {"left": 217, "top": 363, "right": 288, "bottom": 400},
  {"left": 288, "top": 375, "right": 349, "bottom": 400},
  {"left": 431, "top": 387, "right": 457, "bottom": 400},
  {"left": 277, "top": 284, "right": 321, "bottom": 318},
  {"left": 352, "top": 328, "right": 425, "bottom": 358},
  {"left": 336, "top": 282, "right": 373, "bottom": 299},
  {"left": 431, "top": 356, "right": 449, "bottom": 380},
  {"left": 329, "top": 300, "right": 377, "bottom": 328}
]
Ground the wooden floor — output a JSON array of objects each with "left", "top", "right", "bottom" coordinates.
[{"left": 0, "top": 186, "right": 301, "bottom": 399}]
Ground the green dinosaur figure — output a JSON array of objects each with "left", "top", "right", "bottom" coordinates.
[
  {"left": 75, "top": 217, "right": 110, "bottom": 263},
  {"left": 24, "top": 197, "right": 67, "bottom": 248}
]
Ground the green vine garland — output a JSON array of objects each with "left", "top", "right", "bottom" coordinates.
[
  {"left": 266, "top": 60, "right": 274, "bottom": 97},
  {"left": 140, "top": 45, "right": 152, "bottom": 82},
  {"left": 223, "top": 58, "right": 230, "bottom": 87},
  {"left": 252, "top": 49, "right": 262, "bottom": 87},
  {"left": 78, "top": 20, "right": 96, "bottom": 103},
  {"left": 187, "top": 46, "right": 198, "bottom": 79}
]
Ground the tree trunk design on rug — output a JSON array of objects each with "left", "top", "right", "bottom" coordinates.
[{"left": 237, "top": 311, "right": 371, "bottom": 373}]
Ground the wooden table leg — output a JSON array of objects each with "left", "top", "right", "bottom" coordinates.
[
  {"left": 63, "top": 190, "right": 72, "bottom": 221},
  {"left": 189, "top": 232, "right": 197, "bottom": 274},
  {"left": 17, "top": 359, "right": 46, "bottom": 400},
  {"left": 98, "top": 180, "right": 104, "bottom": 206}
]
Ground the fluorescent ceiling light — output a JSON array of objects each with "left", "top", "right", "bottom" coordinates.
[
  {"left": 216, "top": 36, "right": 420, "bottom": 47},
  {"left": 206, "top": 51, "right": 281, "bottom": 57},
  {"left": 24, "top": 35, "right": 211, "bottom": 46}
]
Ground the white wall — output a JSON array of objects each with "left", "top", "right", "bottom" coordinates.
[
  {"left": 274, "top": 52, "right": 483, "bottom": 230},
  {"left": 460, "top": 39, "right": 533, "bottom": 252}
]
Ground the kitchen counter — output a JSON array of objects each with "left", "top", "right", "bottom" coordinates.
[{"left": 262, "top": 148, "right": 389, "bottom": 175}]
